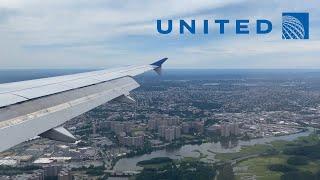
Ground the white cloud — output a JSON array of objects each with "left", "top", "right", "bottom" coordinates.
[{"left": 0, "top": 0, "right": 319, "bottom": 68}]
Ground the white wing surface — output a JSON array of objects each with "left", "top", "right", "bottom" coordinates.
[{"left": 0, "top": 58, "right": 167, "bottom": 152}]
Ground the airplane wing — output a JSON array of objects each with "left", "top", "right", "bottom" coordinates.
[{"left": 0, "top": 58, "right": 167, "bottom": 152}]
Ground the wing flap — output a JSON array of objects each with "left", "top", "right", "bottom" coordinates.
[
  {"left": 0, "top": 94, "right": 28, "bottom": 108},
  {"left": 39, "top": 126, "right": 76, "bottom": 143}
]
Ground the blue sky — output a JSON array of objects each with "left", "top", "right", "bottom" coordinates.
[{"left": 0, "top": 0, "right": 319, "bottom": 69}]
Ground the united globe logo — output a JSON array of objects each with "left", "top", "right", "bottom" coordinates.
[
  {"left": 282, "top": 16, "right": 305, "bottom": 39},
  {"left": 282, "top": 12, "right": 309, "bottom": 39}
]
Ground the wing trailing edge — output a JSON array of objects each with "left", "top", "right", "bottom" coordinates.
[{"left": 39, "top": 127, "right": 76, "bottom": 143}]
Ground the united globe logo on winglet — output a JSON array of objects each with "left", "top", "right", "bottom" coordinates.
[{"left": 282, "top": 12, "right": 309, "bottom": 39}]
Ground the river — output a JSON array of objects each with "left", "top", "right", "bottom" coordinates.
[{"left": 113, "top": 130, "right": 311, "bottom": 171}]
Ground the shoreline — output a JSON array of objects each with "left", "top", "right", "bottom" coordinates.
[{"left": 112, "top": 128, "right": 312, "bottom": 172}]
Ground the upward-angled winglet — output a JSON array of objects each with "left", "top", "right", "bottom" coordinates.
[{"left": 150, "top": 58, "right": 168, "bottom": 67}]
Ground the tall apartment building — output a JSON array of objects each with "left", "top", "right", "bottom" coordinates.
[
  {"left": 165, "top": 128, "right": 175, "bottom": 142},
  {"left": 119, "top": 135, "right": 144, "bottom": 147},
  {"left": 147, "top": 119, "right": 157, "bottom": 130},
  {"left": 221, "top": 123, "right": 231, "bottom": 137},
  {"left": 221, "top": 122, "right": 240, "bottom": 137},
  {"left": 174, "top": 126, "right": 181, "bottom": 139},
  {"left": 182, "top": 122, "right": 191, "bottom": 134},
  {"left": 158, "top": 125, "right": 167, "bottom": 137}
]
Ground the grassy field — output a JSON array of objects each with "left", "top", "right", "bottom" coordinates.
[
  {"left": 217, "top": 134, "right": 319, "bottom": 161},
  {"left": 229, "top": 134, "right": 320, "bottom": 180},
  {"left": 234, "top": 155, "right": 320, "bottom": 180},
  {"left": 215, "top": 144, "right": 272, "bottom": 161},
  {"left": 234, "top": 155, "right": 285, "bottom": 180},
  {"left": 297, "top": 160, "right": 320, "bottom": 174}
]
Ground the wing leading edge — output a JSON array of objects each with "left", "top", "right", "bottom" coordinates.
[{"left": 0, "top": 58, "right": 167, "bottom": 152}]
